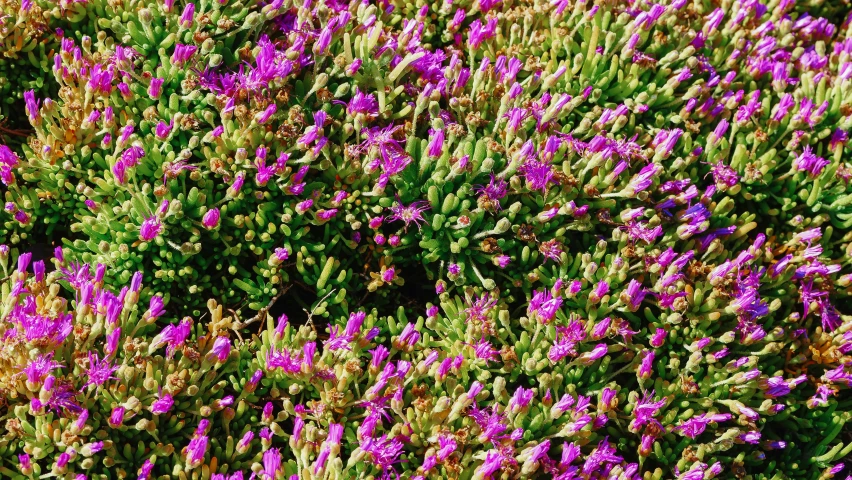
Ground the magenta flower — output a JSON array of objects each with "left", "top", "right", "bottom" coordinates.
[
  {"left": 24, "top": 90, "right": 40, "bottom": 122},
  {"left": 362, "top": 434, "right": 405, "bottom": 475},
  {"left": 139, "top": 216, "right": 163, "bottom": 241},
  {"left": 185, "top": 435, "right": 208, "bottom": 467},
  {"left": 538, "top": 239, "right": 564, "bottom": 263},
  {"left": 152, "top": 318, "right": 192, "bottom": 359},
  {"left": 148, "top": 77, "right": 164, "bottom": 98},
  {"left": 578, "top": 344, "right": 608, "bottom": 365},
  {"left": 381, "top": 266, "right": 396, "bottom": 283},
  {"left": 179, "top": 3, "right": 195, "bottom": 27},
  {"left": 521, "top": 158, "right": 555, "bottom": 192},
  {"left": 146, "top": 295, "right": 166, "bottom": 320},
  {"left": 794, "top": 146, "right": 829, "bottom": 176},
  {"left": 528, "top": 288, "right": 563, "bottom": 323},
  {"left": 494, "top": 255, "right": 511, "bottom": 268},
  {"left": 19, "top": 453, "right": 32, "bottom": 473},
  {"left": 237, "top": 430, "right": 255, "bottom": 453},
  {"left": 202, "top": 208, "right": 220, "bottom": 229},
  {"left": 83, "top": 352, "right": 119, "bottom": 389},
  {"left": 427, "top": 128, "right": 445, "bottom": 157},
  {"left": 705, "top": 165, "right": 737, "bottom": 194},
  {"left": 19, "top": 353, "right": 62, "bottom": 385},
  {"left": 347, "top": 88, "right": 379, "bottom": 119},
  {"left": 172, "top": 44, "right": 197, "bottom": 65},
  {"left": 150, "top": 392, "right": 174, "bottom": 415},
  {"left": 262, "top": 448, "right": 282, "bottom": 477},
  {"left": 208, "top": 336, "right": 231, "bottom": 362},
  {"left": 109, "top": 406, "right": 125, "bottom": 427},
  {"left": 387, "top": 199, "right": 430, "bottom": 231},
  {"left": 296, "top": 199, "right": 313, "bottom": 214}
]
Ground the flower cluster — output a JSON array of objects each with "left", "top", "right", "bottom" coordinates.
[{"left": 0, "top": 0, "right": 851, "bottom": 478}]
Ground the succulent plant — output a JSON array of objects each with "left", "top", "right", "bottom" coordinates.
[{"left": 0, "top": 0, "right": 851, "bottom": 478}]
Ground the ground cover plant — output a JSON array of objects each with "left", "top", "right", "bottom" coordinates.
[{"left": 0, "top": 0, "right": 852, "bottom": 478}]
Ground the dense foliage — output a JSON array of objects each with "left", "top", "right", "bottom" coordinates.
[{"left": 1, "top": 0, "right": 851, "bottom": 478}]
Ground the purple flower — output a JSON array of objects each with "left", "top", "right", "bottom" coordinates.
[
  {"left": 208, "top": 336, "right": 231, "bottom": 362},
  {"left": 578, "top": 344, "right": 608, "bottom": 365},
  {"left": 473, "top": 174, "right": 508, "bottom": 209},
  {"left": 388, "top": 199, "right": 430, "bottom": 231},
  {"left": 772, "top": 93, "right": 795, "bottom": 121},
  {"left": 590, "top": 316, "right": 612, "bottom": 340},
  {"left": 150, "top": 392, "right": 174, "bottom": 414},
  {"left": 262, "top": 449, "right": 282, "bottom": 476},
  {"left": 172, "top": 44, "right": 197, "bottom": 65},
  {"left": 589, "top": 280, "right": 609, "bottom": 303},
  {"left": 794, "top": 146, "right": 829, "bottom": 176},
  {"left": 830, "top": 129, "right": 848, "bottom": 150},
  {"left": 654, "top": 128, "right": 682, "bottom": 158},
  {"left": 121, "top": 131, "right": 142, "bottom": 154},
  {"left": 638, "top": 350, "right": 654, "bottom": 379},
  {"left": 739, "top": 431, "right": 762, "bottom": 444},
  {"left": 273, "top": 247, "right": 290, "bottom": 263},
  {"left": 528, "top": 288, "right": 563, "bottom": 323},
  {"left": 508, "top": 387, "right": 535, "bottom": 412},
  {"left": 324, "top": 325, "right": 354, "bottom": 351},
  {"left": 472, "top": 338, "right": 499, "bottom": 363},
  {"left": 427, "top": 129, "right": 445, "bottom": 157},
  {"left": 118, "top": 82, "right": 132, "bottom": 98},
  {"left": 397, "top": 322, "right": 421, "bottom": 347},
  {"left": 369, "top": 345, "right": 390, "bottom": 368},
  {"left": 24, "top": 90, "right": 40, "bottom": 122},
  {"left": 494, "top": 255, "right": 510, "bottom": 268},
  {"left": 465, "top": 294, "right": 499, "bottom": 324},
  {"left": 148, "top": 77, "right": 164, "bottom": 98},
  {"left": 180, "top": 3, "right": 195, "bottom": 28},
  {"left": 362, "top": 434, "right": 405, "bottom": 475},
  {"left": 109, "top": 406, "right": 125, "bottom": 427},
  {"left": 112, "top": 160, "right": 129, "bottom": 184},
  {"left": 262, "top": 402, "right": 274, "bottom": 423},
  {"left": 674, "top": 414, "right": 713, "bottom": 440},
  {"left": 146, "top": 295, "right": 166, "bottom": 320},
  {"left": 600, "top": 388, "right": 617, "bottom": 410},
  {"left": 152, "top": 318, "right": 192, "bottom": 358},
  {"left": 19, "top": 453, "right": 32, "bottom": 473},
  {"left": 581, "top": 438, "right": 623, "bottom": 475},
  {"left": 538, "top": 239, "right": 564, "bottom": 263},
  {"left": 626, "top": 162, "right": 662, "bottom": 194},
  {"left": 185, "top": 435, "right": 208, "bottom": 467},
  {"left": 761, "top": 375, "right": 806, "bottom": 398},
  {"left": 708, "top": 160, "right": 739, "bottom": 188},
  {"left": 83, "top": 352, "right": 119, "bottom": 389},
  {"left": 521, "top": 158, "right": 555, "bottom": 192},
  {"left": 622, "top": 279, "right": 647, "bottom": 310},
  {"left": 202, "top": 208, "right": 220, "bottom": 229},
  {"left": 296, "top": 199, "right": 314, "bottom": 214},
  {"left": 73, "top": 409, "right": 89, "bottom": 432},
  {"left": 347, "top": 88, "right": 379, "bottom": 120},
  {"left": 237, "top": 430, "right": 255, "bottom": 453},
  {"left": 808, "top": 385, "right": 834, "bottom": 407},
  {"left": 267, "top": 347, "right": 302, "bottom": 373},
  {"left": 364, "top": 327, "right": 382, "bottom": 342},
  {"left": 476, "top": 450, "right": 508, "bottom": 478},
  {"left": 505, "top": 107, "right": 528, "bottom": 132},
  {"left": 56, "top": 451, "right": 72, "bottom": 469},
  {"left": 139, "top": 216, "right": 163, "bottom": 241},
  {"left": 246, "top": 369, "right": 263, "bottom": 393},
  {"left": 19, "top": 353, "right": 62, "bottom": 385},
  {"left": 468, "top": 17, "right": 498, "bottom": 49}
]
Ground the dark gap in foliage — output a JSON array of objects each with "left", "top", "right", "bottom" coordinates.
[
  {"left": 396, "top": 261, "right": 437, "bottom": 308},
  {"left": 268, "top": 284, "right": 310, "bottom": 327},
  {"left": 367, "top": 260, "right": 436, "bottom": 321}
]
